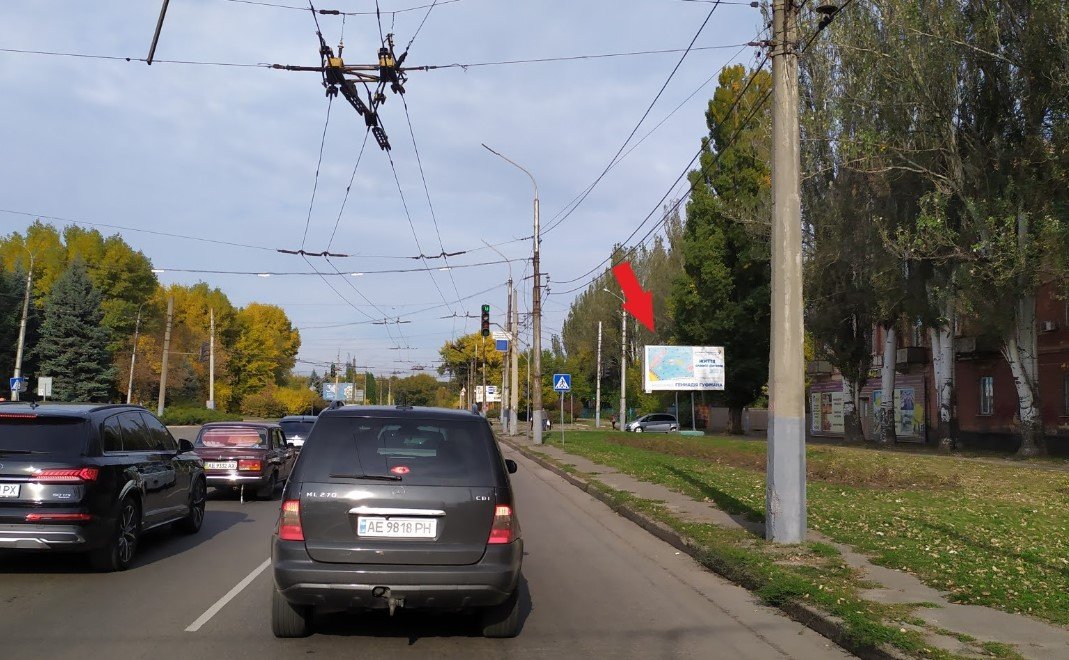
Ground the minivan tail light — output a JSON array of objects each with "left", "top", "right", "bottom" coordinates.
[
  {"left": 278, "top": 499, "right": 304, "bottom": 541},
  {"left": 487, "top": 504, "right": 514, "bottom": 544},
  {"left": 237, "top": 459, "right": 262, "bottom": 472},
  {"left": 33, "top": 468, "right": 99, "bottom": 483}
]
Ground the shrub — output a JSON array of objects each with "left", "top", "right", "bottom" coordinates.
[
  {"left": 240, "top": 389, "right": 286, "bottom": 419},
  {"left": 160, "top": 406, "right": 242, "bottom": 425}
]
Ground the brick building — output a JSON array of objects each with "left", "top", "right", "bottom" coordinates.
[{"left": 807, "top": 283, "right": 1069, "bottom": 452}]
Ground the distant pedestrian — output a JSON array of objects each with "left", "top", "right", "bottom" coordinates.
[
  {"left": 610, "top": 414, "right": 617, "bottom": 430},
  {"left": 471, "top": 402, "right": 479, "bottom": 415}
]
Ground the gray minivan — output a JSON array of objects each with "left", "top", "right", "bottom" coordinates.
[
  {"left": 270, "top": 406, "right": 523, "bottom": 638},
  {"left": 625, "top": 413, "right": 679, "bottom": 433}
]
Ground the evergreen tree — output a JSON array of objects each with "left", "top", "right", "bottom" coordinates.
[
  {"left": 669, "top": 65, "right": 773, "bottom": 433},
  {"left": 34, "top": 260, "right": 116, "bottom": 401}
]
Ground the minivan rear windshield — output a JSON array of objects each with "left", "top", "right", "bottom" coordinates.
[
  {"left": 280, "top": 421, "right": 314, "bottom": 437},
  {"left": 0, "top": 417, "right": 88, "bottom": 454},
  {"left": 299, "top": 417, "right": 495, "bottom": 487}
]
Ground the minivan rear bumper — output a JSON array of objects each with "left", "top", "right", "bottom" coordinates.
[{"left": 272, "top": 538, "right": 522, "bottom": 611}]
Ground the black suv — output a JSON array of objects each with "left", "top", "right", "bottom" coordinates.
[
  {"left": 0, "top": 403, "right": 206, "bottom": 571},
  {"left": 271, "top": 406, "right": 523, "bottom": 638}
]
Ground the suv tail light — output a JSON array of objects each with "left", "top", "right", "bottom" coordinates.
[
  {"left": 487, "top": 504, "right": 514, "bottom": 544},
  {"left": 33, "top": 468, "right": 99, "bottom": 483},
  {"left": 26, "top": 513, "right": 93, "bottom": 522},
  {"left": 278, "top": 499, "right": 304, "bottom": 541},
  {"left": 238, "top": 459, "right": 262, "bottom": 472}
]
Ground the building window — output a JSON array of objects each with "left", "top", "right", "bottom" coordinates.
[{"left": 979, "top": 376, "right": 994, "bottom": 416}]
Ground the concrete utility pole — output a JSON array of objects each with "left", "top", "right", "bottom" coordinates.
[
  {"left": 767, "top": 0, "right": 806, "bottom": 543},
  {"left": 595, "top": 320, "right": 603, "bottom": 428},
  {"left": 483, "top": 144, "right": 542, "bottom": 443},
  {"left": 509, "top": 284, "right": 519, "bottom": 435},
  {"left": 12, "top": 254, "right": 34, "bottom": 402},
  {"left": 334, "top": 351, "right": 341, "bottom": 404},
  {"left": 208, "top": 307, "right": 216, "bottom": 410},
  {"left": 157, "top": 296, "right": 174, "bottom": 416},
  {"left": 126, "top": 302, "right": 146, "bottom": 404}
]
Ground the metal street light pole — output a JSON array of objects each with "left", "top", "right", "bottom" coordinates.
[
  {"left": 483, "top": 239, "right": 518, "bottom": 435},
  {"left": 603, "top": 289, "right": 627, "bottom": 429},
  {"left": 595, "top": 320, "right": 602, "bottom": 428},
  {"left": 126, "top": 301, "right": 148, "bottom": 404},
  {"left": 483, "top": 144, "right": 542, "bottom": 443}
]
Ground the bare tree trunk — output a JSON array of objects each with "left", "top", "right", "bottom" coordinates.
[
  {"left": 727, "top": 407, "right": 744, "bottom": 435},
  {"left": 1004, "top": 295, "right": 1043, "bottom": 457},
  {"left": 842, "top": 378, "right": 864, "bottom": 443},
  {"left": 929, "top": 315, "right": 956, "bottom": 453},
  {"left": 877, "top": 325, "right": 898, "bottom": 444}
]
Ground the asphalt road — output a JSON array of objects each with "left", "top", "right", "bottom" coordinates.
[{"left": 0, "top": 438, "right": 851, "bottom": 659}]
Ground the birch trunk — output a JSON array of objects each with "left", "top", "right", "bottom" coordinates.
[
  {"left": 842, "top": 378, "right": 863, "bottom": 443},
  {"left": 929, "top": 318, "right": 956, "bottom": 452},
  {"left": 878, "top": 325, "right": 897, "bottom": 444},
  {"left": 1004, "top": 294, "right": 1043, "bottom": 456}
]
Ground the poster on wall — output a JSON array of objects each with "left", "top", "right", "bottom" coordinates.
[
  {"left": 872, "top": 387, "right": 922, "bottom": 437},
  {"left": 810, "top": 393, "right": 822, "bottom": 431},
  {"left": 812, "top": 390, "right": 845, "bottom": 434}
]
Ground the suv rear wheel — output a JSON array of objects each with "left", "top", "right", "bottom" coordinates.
[
  {"left": 90, "top": 496, "right": 141, "bottom": 572},
  {"left": 480, "top": 585, "right": 521, "bottom": 638},
  {"left": 272, "top": 588, "right": 313, "bottom": 637},
  {"left": 176, "top": 477, "right": 206, "bottom": 534}
]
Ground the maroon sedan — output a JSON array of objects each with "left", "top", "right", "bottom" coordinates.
[{"left": 193, "top": 422, "right": 295, "bottom": 499}]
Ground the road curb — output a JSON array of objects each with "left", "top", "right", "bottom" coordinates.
[{"left": 499, "top": 436, "right": 910, "bottom": 660}]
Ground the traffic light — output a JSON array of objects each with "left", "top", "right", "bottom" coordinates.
[{"left": 480, "top": 304, "right": 491, "bottom": 337}]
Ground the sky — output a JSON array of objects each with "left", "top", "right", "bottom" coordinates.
[{"left": 0, "top": 0, "right": 765, "bottom": 379}]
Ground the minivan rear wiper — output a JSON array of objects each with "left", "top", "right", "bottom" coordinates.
[
  {"left": 0, "top": 449, "right": 46, "bottom": 455},
  {"left": 329, "top": 472, "right": 402, "bottom": 482}
]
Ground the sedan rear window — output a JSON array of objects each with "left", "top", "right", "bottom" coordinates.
[
  {"left": 197, "top": 427, "right": 267, "bottom": 448},
  {"left": 299, "top": 417, "right": 495, "bottom": 487},
  {"left": 0, "top": 416, "right": 88, "bottom": 454}
]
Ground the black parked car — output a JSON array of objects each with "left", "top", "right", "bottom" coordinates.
[
  {"left": 271, "top": 406, "right": 523, "bottom": 638},
  {"left": 0, "top": 403, "right": 206, "bottom": 571}
]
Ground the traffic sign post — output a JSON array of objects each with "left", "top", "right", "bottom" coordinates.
[
  {"left": 9, "top": 376, "right": 27, "bottom": 397},
  {"left": 553, "top": 373, "right": 571, "bottom": 447}
]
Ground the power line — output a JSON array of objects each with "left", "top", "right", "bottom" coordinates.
[
  {"left": 538, "top": 1, "right": 727, "bottom": 237},
  {"left": 219, "top": 0, "right": 461, "bottom": 15},
  {"left": 552, "top": 63, "right": 774, "bottom": 296},
  {"left": 0, "top": 46, "right": 268, "bottom": 67},
  {"left": 400, "top": 94, "right": 463, "bottom": 315},
  {"left": 384, "top": 148, "right": 456, "bottom": 314},
  {"left": 148, "top": 257, "right": 525, "bottom": 276},
  {"left": 414, "top": 43, "right": 754, "bottom": 71},
  {"left": 301, "top": 95, "right": 334, "bottom": 250},
  {"left": 326, "top": 128, "right": 372, "bottom": 251}
]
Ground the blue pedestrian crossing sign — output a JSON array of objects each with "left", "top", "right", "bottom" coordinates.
[{"left": 552, "top": 373, "right": 571, "bottom": 392}]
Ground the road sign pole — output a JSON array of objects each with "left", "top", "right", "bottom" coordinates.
[{"left": 560, "top": 396, "right": 565, "bottom": 447}]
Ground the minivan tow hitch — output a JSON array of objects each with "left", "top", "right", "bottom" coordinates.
[{"left": 372, "top": 586, "right": 405, "bottom": 616}]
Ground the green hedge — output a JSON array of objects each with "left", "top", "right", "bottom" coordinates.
[{"left": 160, "top": 407, "right": 242, "bottom": 426}]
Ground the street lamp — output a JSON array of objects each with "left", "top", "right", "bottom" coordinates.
[
  {"left": 603, "top": 288, "right": 628, "bottom": 430},
  {"left": 126, "top": 301, "right": 149, "bottom": 404},
  {"left": 483, "top": 240, "right": 520, "bottom": 436},
  {"left": 482, "top": 143, "right": 543, "bottom": 444}
]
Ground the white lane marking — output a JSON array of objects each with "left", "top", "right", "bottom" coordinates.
[{"left": 185, "top": 557, "right": 271, "bottom": 632}]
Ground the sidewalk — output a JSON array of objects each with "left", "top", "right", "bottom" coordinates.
[{"left": 497, "top": 429, "right": 1069, "bottom": 660}]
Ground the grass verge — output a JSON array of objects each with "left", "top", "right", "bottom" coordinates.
[{"left": 538, "top": 430, "right": 1069, "bottom": 629}]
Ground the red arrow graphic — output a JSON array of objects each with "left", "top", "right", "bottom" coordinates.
[{"left": 611, "top": 262, "right": 655, "bottom": 332}]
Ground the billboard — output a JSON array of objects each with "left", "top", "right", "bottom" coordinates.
[
  {"left": 475, "top": 385, "right": 501, "bottom": 403},
  {"left": 644, "top": 345, "right": 725, "bottom": 392},
  {"left": 321, "top": 382, "right": 365, "bottom": 402}
]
